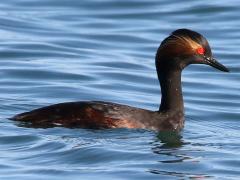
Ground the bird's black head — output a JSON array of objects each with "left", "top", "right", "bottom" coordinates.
[{"left": 156, "top": 29, "right": 229, "bottom": 72}]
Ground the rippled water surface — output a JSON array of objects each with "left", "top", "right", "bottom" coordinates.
[{"left": 0, "top": 0, "right": 239, "bottom": 179}]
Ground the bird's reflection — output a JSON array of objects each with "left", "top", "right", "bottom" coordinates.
[
  {"left": 156, "top": 130, "right": 184, "bottom": 148},
  {"left": 148, "top": 131, "right": 210, "bottom": 179}
]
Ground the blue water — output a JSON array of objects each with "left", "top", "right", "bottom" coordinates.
[{"left": 0, "top": 0, "right": 239, "bottom": 179}]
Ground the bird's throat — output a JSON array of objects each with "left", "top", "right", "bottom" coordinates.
[{"left": 158, "top": 70, "right": 184, "bottom": 112}]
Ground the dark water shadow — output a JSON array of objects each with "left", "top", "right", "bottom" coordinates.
[
  {"left": 156, "top": 131, "right": 185, "bottom": 148},
  {"left": 148, "top": 131, "right": 213, "bottom": 179}
]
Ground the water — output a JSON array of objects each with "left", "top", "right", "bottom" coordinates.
[{"left": 0, "top": 0, "right": 239, "bottom": 179}]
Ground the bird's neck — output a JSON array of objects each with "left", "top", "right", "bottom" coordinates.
[{"left": 157, "top": 69, "right": 184, "bottom": 112}]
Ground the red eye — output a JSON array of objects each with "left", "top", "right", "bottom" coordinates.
[{"left": 196, "top": 47, "right": 205, "bottom": 55}]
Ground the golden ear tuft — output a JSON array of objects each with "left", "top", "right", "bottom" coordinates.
[
  {"left": 172, "top": 35, "right": 202, "bottom": 51},
  {"left": 158, "top": 34, "right": 203, "bottom": 57}
]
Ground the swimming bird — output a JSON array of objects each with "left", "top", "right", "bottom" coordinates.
[{"left": 11, "top": 29, "right": 229, "bottom": 131}]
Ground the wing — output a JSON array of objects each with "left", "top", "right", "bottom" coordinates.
[{"left": 10, "top": 101, "right": 152, "bottom": 129}]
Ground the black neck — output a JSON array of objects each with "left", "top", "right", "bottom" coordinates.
[{"left": 157, "top": 67, "right": 184, "bottom": 112}]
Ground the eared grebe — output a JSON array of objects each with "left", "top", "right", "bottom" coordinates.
[{"left": 11, "top": 29, "right": 229, "bottom": 131}]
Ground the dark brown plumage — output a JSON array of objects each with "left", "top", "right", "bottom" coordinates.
[
  {"left": 11, "top": 29, "right": 229, "bottom": 131},
  {"left": 12, "top": 101, "right": 184, "bottom": 131}
]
